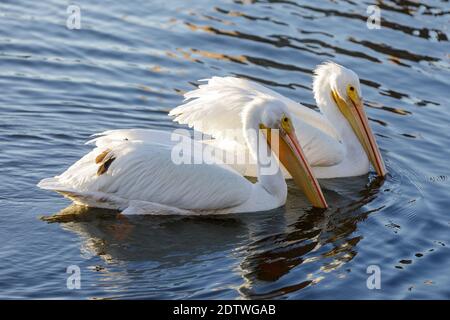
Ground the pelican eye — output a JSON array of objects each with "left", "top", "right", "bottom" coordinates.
[
  {"left": 280, "top": 115, "right": 293, "bottom": 133},
  {"left": 346, "top": 84, "right": 359, "bottom": 104}
]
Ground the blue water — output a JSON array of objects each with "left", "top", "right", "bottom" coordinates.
[{"left": 0, "top": 0, "right": 449, "bottom": 299}]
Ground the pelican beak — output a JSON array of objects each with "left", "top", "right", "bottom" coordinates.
[
  {"left": 261, "top": 124, "right": 328, "bottom": 209},
  {"left": 332, "top": 90, "right": 387, "bottom": 177}
]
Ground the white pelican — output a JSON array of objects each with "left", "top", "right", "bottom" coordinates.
[
  {"left": 170, "top": 62, "right": 387, "bottom": 179},
  {"left": 38, "top": 102, "right": 328, "bottom": 214}
]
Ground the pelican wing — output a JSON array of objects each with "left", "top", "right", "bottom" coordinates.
[
  {"left": 38, "top": 130, "right": 252, "bottom": 212},
  {"left": 170, "top": 77, "right": 344, "bottom": 167}
]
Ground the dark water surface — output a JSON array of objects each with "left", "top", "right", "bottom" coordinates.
[{"left": 1, "top": 0, "right": 449, "bottom": 299}]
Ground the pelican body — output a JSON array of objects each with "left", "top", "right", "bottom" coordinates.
[
  {"left": 170, "top": 62, "right": 387, "bottom": 179},
  {"left": 38, "top": 102, "right": 327, "bottom": 214}
]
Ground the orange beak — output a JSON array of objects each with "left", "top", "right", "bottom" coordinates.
[
  {"left": 262, "top": 125, "right": 328, "bottom": 209},
  {"left": 332, "top": 90, "right": 387, "bottom": 177}
]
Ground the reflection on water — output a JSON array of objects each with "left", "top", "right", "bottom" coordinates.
[
  {"left": 43, "top": 206, "right": 248, "bottom": 266},
  {"left": 41, "top": 175, "right": 385, "bottom": 298},
  {"left": 1, "top": 0, "right": 449, "bottom": 299}
]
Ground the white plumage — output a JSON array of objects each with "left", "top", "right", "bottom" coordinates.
[
  {"left": 39, "top": 101, "right": 327, "bottom": 214},
  {"left": 170, "top": 62, "right": 386, "bottom": 179},
  {"left": 39, "top": 130, "right": 255, "bottom": 214},
  {"left": 38, "top": 61, "right": 386, "bottom": 214},
  {"left": 170, "top": 75, "right": 344, "bottom": 169}
]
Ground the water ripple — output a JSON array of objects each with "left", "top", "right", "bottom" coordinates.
[{"left": 0, "top": 0, "right": 449, "bottom": 299}]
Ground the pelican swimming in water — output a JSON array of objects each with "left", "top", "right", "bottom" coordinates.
[
  {"left": 170, "top": 62, "right": 387, "bottom": 179},
  {"left": 38, "top": 102, "right": 328, "bottom": 214}
]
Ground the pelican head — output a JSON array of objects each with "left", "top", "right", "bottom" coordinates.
[
  {"left": 244, "top": 100, "right": 328, "bottom": 208},
  {"left": 313, "top": 62, "right": 387, "bottom": 177}
]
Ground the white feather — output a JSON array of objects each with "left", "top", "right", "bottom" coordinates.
[
  {"left": 38, "top": 129, "right": 287, "bottom": 214},
  {"left": 170, "top": 62, "right": 377, "bottom": 179},
  {"left": 170, "top": 76, "right": 345, "bottom": 169}
]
